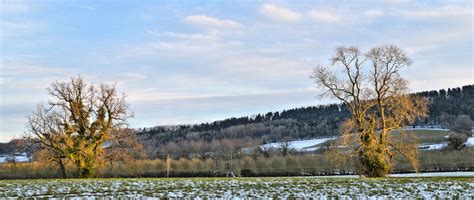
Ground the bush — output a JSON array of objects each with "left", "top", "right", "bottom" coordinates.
[{"left": 448, "top": 133, "right": 468, "bottom": 150}]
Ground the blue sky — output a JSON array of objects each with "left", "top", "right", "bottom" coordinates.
[{"left": 0, "top": 0, "right": 472, "bottom": 142}]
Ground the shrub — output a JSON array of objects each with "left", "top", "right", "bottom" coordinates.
[{"left": 448, "top": 133, "right": 468, "bottom": 150}]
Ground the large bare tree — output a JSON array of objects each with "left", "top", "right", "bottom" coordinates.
[
  {"left": 312, "top": 45, "right": 428, "bottom": 177},
  {"left": 26, "top": 76, "right": 132, "bottom": 178}
]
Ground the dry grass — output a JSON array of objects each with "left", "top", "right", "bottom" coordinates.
[{"left": 1, "top": 147, "right": 473, "bottom": 179}]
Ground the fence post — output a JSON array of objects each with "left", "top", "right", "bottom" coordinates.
[{"left": 166, "top": 154, "right": 171, "bottom": 178}]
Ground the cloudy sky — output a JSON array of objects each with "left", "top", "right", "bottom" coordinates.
[{"left": 1, "top": 0, "right": 472, "bottom": 142}]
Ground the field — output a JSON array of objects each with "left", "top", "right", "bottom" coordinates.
[
  {"left": 311, "top": 129, "right": 456, "bottom": 149},
  {"left": 1, "top": 175, "right": 473, "bottom": 199}
]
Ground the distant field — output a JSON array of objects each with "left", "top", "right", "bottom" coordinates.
[
  {"left": 312, "top": 129, "right": 453, "bottom": 148},
  {"left": 393, "top": 130, "right": 453, "bottom": 144},
  {"left": 1, "top": 175, "right": 472, "bottom": 198}
]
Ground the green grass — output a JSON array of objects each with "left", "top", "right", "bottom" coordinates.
[{"left": 392, "top": 130, "right": 453, "bottom": 144}]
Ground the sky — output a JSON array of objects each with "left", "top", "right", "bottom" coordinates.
[{"left": 0, "top": 0, "right": 473, "bottom": 142}]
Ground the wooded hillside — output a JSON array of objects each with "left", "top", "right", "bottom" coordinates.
[{"left": 137, "top": 85, "right": 474, "bottom": 150}]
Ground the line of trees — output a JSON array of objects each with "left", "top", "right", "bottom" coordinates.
[
  {"left": 2, "top": 148, "right": 473, "bottom": 179},
  {"left": 2, "top": 44, "right": 472, "bottom": 179},
  {"left": 135, "top": 85, "right": 473, "bottom": 149}
]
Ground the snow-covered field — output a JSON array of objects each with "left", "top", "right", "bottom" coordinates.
[
  {"left": 0, "top": 153, "right": 30, "bottom": 164},
  {"left": 399, "top": 127, "right": 450, "bottom": 131},
  {"left": 0, "top": 175, "right": 472, "bottom": 199},
  {"left": 261, "top": 137, "right": 336, "bottom": 151},
  {"left": 418, "top": 142, "right": 448, "bottom": 150},
  {"left": 418, "top": 137, "right": 474, "bottom": 150},
  {"left": 466, "top": 137, "right": 474, "bottom": 147},
  {"left": 390, "top": 171, "right": 474, "bottom": 177},
  {"left": 262, "top": 135, "right": 474, "bottom": 152}
]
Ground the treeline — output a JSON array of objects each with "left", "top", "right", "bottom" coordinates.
[
  {"left": 1, "top": 85, "right": 472, "bottom": 157},
  {"left": 2, "top": 148, "right": 473, "bottom": 179},
  {"left": 138, "top": 104, "right": 349, "bottom": 144},
  {"left": 414, "top": 84, "right": 474, "bottom": 126},
  {"left": 136, "top": 85, "right": 474, "bottom": 157}
]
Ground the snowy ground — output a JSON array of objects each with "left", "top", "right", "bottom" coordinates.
[
  {"left": 261, "top": 137, "right": 336, "bottom": 151},
  {"left": 262, "top": 135, "right": 474, "bottom": 152},
  {"left": 0, "top": 153, "right": 30, "bottom": 164},
  {"left": 466, "top": 137, "right": 474, "bottom": 147},
  {"left": 418, "top": 137, "right": 474, "bottom": 150},
  {"left": 418, "top": 142, "right": 448, "bottom": 150},
  {"left": 399, "top": 127, "right": 450, "bottom": 131},
  {"left": 389, "top": 171, "right": 474, "bottom": 177},
  {"left": 0, "top": 175, "right": 472, "bottom": 199}
]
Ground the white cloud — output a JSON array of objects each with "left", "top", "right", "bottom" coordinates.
[
  {"left": 0, "top": 1, "right": 30, "bottom": 13},
  {"left": 143, "top": 41, "right": 222, "bottom": 54},
  {"left": 406, "top": 66, "right": 474, "bottom": 92},
  {"left": 99, "top": 72, "right": 148, "bottom": 86},
  {"left": 0, "top": 20, "right": 41, "bottom": 38},
  {"left": 383, "top": 0, "right": 412, "bottom": 4},
  {"left": 308, "top": 9, "right": 343, "bottom": 23},
  {"left": 215, "top": 55, "right": 310, "bottom": 79},
  {"left": 184, "top": 15, "right": 242, "bottom": 29},
  {"left": 399, "top": 9, "right": 441, "bottom": 19},
  {"left": 260, "top": 4, "right": 301, "bottom": 22},
  {"left": 365, "top": 10, "right": 384, "bottom": 18},
  {"left": 396, "top": 5, "right": 472, "bottom": 20},
  {"left": 162, "top": 31, "right": 218, "bottom": 41},
  {"left": 79, "top": 5, "right": 96, "bottom": 11},
  {"left": 0, "top": 63, "right": 72, "bottom": 76}
]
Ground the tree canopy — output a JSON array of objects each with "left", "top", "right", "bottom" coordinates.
[
  {"left": 26, "top": 76, "right": 132, "bottom": 178},
  {"left": 312, "top": 45, "right": 428, "bottom": 177}
]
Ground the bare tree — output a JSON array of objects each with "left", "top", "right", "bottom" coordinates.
[
  {"left": 450, "top": 115, "right": 473, "bottom": 136},
  {"left": 102, "top": 128, "right": 147, "bottom": 170},
  {"left": 26, "top": 76, "right": 132, "bottom": 178},
  {"left": 312, "top": 45, "right": 428, "bottom": 177},
  {"left": 279, "top": 138, "right": 293, "bottom": 157},
  {"left": 25, "top": 106, "right": 72, "bottom": 178}
]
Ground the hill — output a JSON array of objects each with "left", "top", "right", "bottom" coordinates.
[
  {"left": 135, "top": 85, "right": 473, "bottom": 157},
  {"left": 2, "top": 85, "right": 472, "bottom": 157}
]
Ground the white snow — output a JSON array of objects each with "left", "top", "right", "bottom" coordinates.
[
  {"left": 261, "top": 137, "right": 336, "bottom": 151},
  {"left": 305, "top": 171, "right": 474, "bottom": 178},
  {"left": 1, "top": 174, "right": 472, "bottom": 198},
  {"left": 14, "top": 155, "right": 30, "bottom": 162},
  {"left": 399, "top": 126, "right": 449, "bottom": 131},
  {"left": 418, "top": 142, "right": 448, "bottom": 150},
  {"left": 389, "top": 171, "right": 474, "bottom": 177},
  {"left": 0, "top": 153, "right": 31, "bottom": 164},
  {"left": 465, "top": 137, "right": 474, "bottom": 147}
]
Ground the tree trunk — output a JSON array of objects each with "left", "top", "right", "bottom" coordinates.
[
  {"left": 75, "top": 156, "right": 95, "bottom": 178},
  {"left": 358, "top": 143, "right": 390, "bottom": 177},
  {"left": 358, "top": 118, "right": 390, "bottom": 177},
  {"left": 59, "top": 159, "right": 67, "bottom": 178},
  {"left": 79, "top": 166, "right": 94, "bottom": 178}
]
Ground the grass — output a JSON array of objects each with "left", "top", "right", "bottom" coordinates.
[
  {"left": 0, "top": 176, "right": 472, "bottom": 198},
  {"left": 391, "top": 130, "right": 453, "bottom": 144}
]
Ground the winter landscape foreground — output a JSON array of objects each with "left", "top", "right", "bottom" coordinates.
[{"left": 1, "top": 173, "right": 473, "bottom": 199}]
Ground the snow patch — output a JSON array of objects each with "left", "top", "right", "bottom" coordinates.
[
  {"left": 399, "top": 126, "right": 449, "bottom": 131},
  {"left": 261, "top": 137, "right": 336, "bottom": 151},
  {"left": 418, "top": 142, "right": 448, "bottom": 150},
  {"left": 465, "top": 137, "right": 474, "bottom": 147},
  {"left": 390, "top": 171, "right": 474, "bottom": 177},
  {"left": 0, "top": 153, "right": 31, "bottom": 163}
]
